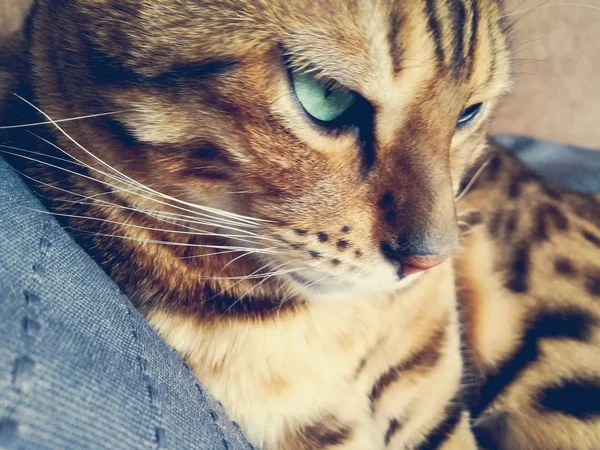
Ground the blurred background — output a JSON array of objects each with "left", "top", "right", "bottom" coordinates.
[{"left": 1, "top": 0, "right": 599, "bottom": 149}]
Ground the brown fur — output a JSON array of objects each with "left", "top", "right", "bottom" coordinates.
[{"left": 1, "top": 0, "right": 598, "bottom": 449}]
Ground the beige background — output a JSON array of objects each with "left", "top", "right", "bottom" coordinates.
[
  {"left": 1, "top": 0, "right": 599, "bottom": 148},
  {"left": 0, "top": 0, "right": 31, "bottom": 38},
  {"left": 492, "top": 0, "right": 600, "bottom": 149}
]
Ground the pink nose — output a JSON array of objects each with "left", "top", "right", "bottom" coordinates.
[{"left": 401, "top": 254, "right": 449, "bottom": 275}]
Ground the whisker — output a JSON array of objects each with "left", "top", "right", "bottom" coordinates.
[
  {"left": 277, "top": 283, "right": 297, "bottom": 316},
  {"left": 9, "top": 163, "right": 290, "bottom": 268},
  {"left": 142, "top": 208, "right": 261, "bottom": 232},
  {"left": 15, "top": 95, "right": 164, "bottom": 191},
  {"left": 207, "top": 260, "right": 295, "bottom": 304},
  {"left": 31, "top": 209, "right": 285, "bottom": 247},
  {"left": 502, "top": 0, "right": 554, "bottom": 35},
  {"left": 177, "top": 249, "right": 247, "bottom": 259},
  {"left": 26, "top": 133, "right": 261, "bottom": 229},
  {"left": 275, "top": 277, "right": 293, "bottom": 297},
  {"left": 221, "top": 262, "right": 305, "bottom": 314},
  {"left": 1, "top": 148, "right": 262, "bottom": 235},
  {"left": 0, "top": 143, "right": 88, "bottom": 168},
  {"left": 504, "top": 1, "right": 600, "bottom": 17},
  {"left": 34, "top": 190, "right": 272, "bottom": 245},
  {"left": 0, "top": 110, "right": 126, "bottom": 129},
  {"left": 7, "top": 169, "right": 242, "bottom": 239},
  {"left": 5, "top": 140, "right": 168, "bottom": 210},
  {"left": 67, "top": 229, "right": 282, "bottom": 255},
  {"left": 510, "top": 37, "right": 546, "bottom": 53},
  {"left": 220, "top": 249, "right": 270, "bottom": 271},
  {"left": 228, "top": 273, "right": 278, "bottom": 309},
  {"left": 198, "top": 266, "right": 302, "bottom": 281},
  {"left": 30, "top": 132, "right": 265, "bottom": 230},
  {"left": 304, "top": 274, "right": 332, "bottom": 290},
  {"left": 279, "top": 282, "right": 300, "bottom": 305},
  {"left": 207, "top": 264, "right": 274, "bottom": 303},
  {"left": 455, "top": 155, "right": 494, "bottom": 203},
  {"left": 25, "top": 121, "right": 140, "bottom": 189},
  {"left": 143, "top": 213, "right": 283, "bottom": 244},
  {"left": 14, "top": 94, "right": 268, "bottom": 225},
  {"left": 99, "top": 203, "right": 266, "bottom": 238}
]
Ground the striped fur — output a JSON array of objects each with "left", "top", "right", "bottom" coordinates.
[{"left": 1, "top": 0, "right": 598, "bottom": 449}]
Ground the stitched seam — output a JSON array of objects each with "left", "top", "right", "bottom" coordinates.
[
  {"left": 185, "top": 360, "right": 257, "bottom": 450},
  {"left": 188, "top": 374, "right": 230, "bottom": 450},
  {"left": 0, "top": 229, "right": 51, "bottom": 445},
  {"left": 123, "top": 303, "right": 165, "bottom": 449}
]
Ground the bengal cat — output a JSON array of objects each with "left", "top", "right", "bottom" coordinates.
[{"left": 0, "top": 0, "right": 598, "bottom": 449}]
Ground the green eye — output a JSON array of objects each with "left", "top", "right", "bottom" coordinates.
[{"left": 291, "top": 73, "right": 356, "bottom": 122}]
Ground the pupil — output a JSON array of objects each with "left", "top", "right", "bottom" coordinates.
[
  {"left": 459, "top": 103, "right": 481, "bottom": 123},
  {"left": 465, "top": 105, "right": 477, "bottom": 116}
]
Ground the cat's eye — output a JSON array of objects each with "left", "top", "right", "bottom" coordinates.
[
  {"left": 457, "top": 103, "right": 484, "bottom": 127},
  {"left": 291, "top": 73, "right": 356, "bottom": 123}
]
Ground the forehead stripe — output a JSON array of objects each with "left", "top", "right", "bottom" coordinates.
[
  {"left": 467, "top": 0, "right": 480, "bottom": 75},
  {"left": 425, "top": 0, "right": 446, "bottom": 67},
  {"left": 447, "top": 0, "right": 467, "bottom": 71},
  {"left": 387, "top": 11, "right": 404, "bottom": 75}
]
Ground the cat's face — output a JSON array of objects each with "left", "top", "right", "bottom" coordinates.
[{"left": 29, "top": 0, "right": 510, "bottom": 299}]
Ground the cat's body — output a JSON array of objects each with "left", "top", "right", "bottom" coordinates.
[
  {"left": 1, "top": 0, "right": 599, "bottom": 449},
  {"left": 457, "top": 151, "right": 600, "bottom": 449}
]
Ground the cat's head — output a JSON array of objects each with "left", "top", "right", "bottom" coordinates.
[{"left": 21, "top": 0, "right": 510, "bottom": 300}]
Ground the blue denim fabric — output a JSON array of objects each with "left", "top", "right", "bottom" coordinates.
[
  {"left": 495, "top": 135, "right": 600, "bottom": 194},
  {"left": 0, "top": 155, "right": 254, "bottom": 450}
]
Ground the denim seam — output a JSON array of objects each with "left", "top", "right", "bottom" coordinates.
[
  {"left": 0, "top": 226, "right": 50, "bottom": 446},
  {"left": 186, "top": 363, "right": 256, "bottom": 450},
  {"left": 124, "top": 303, "right": 165, "bottom": 449},
  {"left": 192, "top": 381, "right": 230, "bottom": 449},
  {"left": 181, "top": 360, "right": 233, "bottom": 450}
]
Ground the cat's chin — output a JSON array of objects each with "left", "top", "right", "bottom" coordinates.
[{"left": 284, "top": 270, "right": 423, "bottom": 303}]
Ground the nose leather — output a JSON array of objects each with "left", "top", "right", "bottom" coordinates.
[{"left": 401, "top": 254, "right": 448, "bottom": 275}]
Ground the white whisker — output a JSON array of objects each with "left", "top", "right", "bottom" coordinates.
[
  {"left": 0, "top": 143, "right": 87, "bottom": 168},
  {"left": 0, "top": 110, "right": 126, "bottom": 129},
  {"left": 221, "top": 262, "right": 305, "bottom": 314},
  {"left": 279, "top": 282, "right": 300, "bottom": 305},
  {"left": 503, "top": 1, "right": 600, "bottom": 17},
  {"left": 220, "top": 249, "right": 270, "bottom": 271},
  {"left": 198, "top": 266, "right": 302, "bottom": 281},
  {"left": 177, "top": 249, "right": 246, "bottom": 259},
  {"left": 304, "top": 274, "right": 333, "bottom": 289},
  {"left": 208, "top": 261, "right": 292, "bottom": 303},
  {"left": 27, "top": 183, "right": 276, "bottom": 247},
  {"left": 30, "top": 132, "right": 265, "bottom": 230},
  {"left": 455, "top": 155, "right": 494, "bottom": 203},
  {"left": 1, "top": 148, "right": 263, "bottom": 235},
  {"left": 276, "top": 283, "right": 297, "bottom": 316},
  {"left": 63, "top": 229, "right": 280, "bottom": 255},
  {"left": 202, "top": 263, "right": 276, "bottom": 288},
  {"left": 31, "top": 209, "right": 287, "bottom": 248},
  {"left": 14, "top": 94, "right": 268, "bottom": 225}
]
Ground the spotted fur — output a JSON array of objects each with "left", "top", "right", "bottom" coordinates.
[
  {"left": 1, "top": 0, "right": 598, "bottom": 449},
  {"left": 456, "top": 148, "right": 600, "bottom": 450}
]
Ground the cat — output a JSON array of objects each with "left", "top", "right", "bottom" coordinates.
[{"left": 1, "top": 0, "right": 598, "bottom": 448}]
